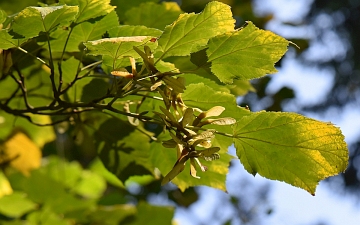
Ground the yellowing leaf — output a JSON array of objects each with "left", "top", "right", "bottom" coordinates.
[
  {"left": 207, "top": 21, "right": 289, "bottom": 83},
  {"left": 3, "top": 131, "right": 41, "bottom": 176},
  {"left": 233, "top": 111, "right": 348, "bottom": 195}
]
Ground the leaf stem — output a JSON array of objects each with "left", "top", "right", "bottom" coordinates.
[{"left": 57, "top": 25, "right": 75, "bottom": 93}]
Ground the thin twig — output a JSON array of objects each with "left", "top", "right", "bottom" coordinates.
[
  {"left": 80, "top": 60, "right": 103, "bottom": 71},
  {"left": 10, "top": 69, "right": 32, "bottom": 109},
  {"left": 3, "top": 85, "right": 20, "bottom": 105},
  {"left": 16, "top": 47, "right": 50, "bottom": 68}
]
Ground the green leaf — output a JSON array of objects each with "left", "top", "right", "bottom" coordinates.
[
  {"left": 11, "top": 5, "right": 78, "bottom": 39},
  {"left": 85, "top": 36, "right": 157, "bottom": 69},
  {"left": 0, "top": 29, "right": 27, "bottom": 49},
  {"left": 157, "top": 1, "right": 234, "bottom": 58},
  {"left": 90, "top": 204, "right": 136, "bottom": 225},
  {"left": 182, "top": 83, "right": 250, "bottom": 119},
  {"left": 233, "top": 111, "right": 348, "bottom": 195},
  {"left": 181, "top": 82, "right": 250, "bottom": 158},
  {"left": 90, "top": 158, "right": 124, "bottom": 188},
  {"left": 40, "top": 156, "right": 82, "bottom": 188},
  {"left": 65, "top": 77, "right": 92, "bottom": 103},
  {"left": 23, "top": 169, "right": 68, "bottom": 204},
  {"left": 0, "top": 10, "right": 6, "bottom": 24},
  {"left": 189, "top": 49, "right": 255, "bottom": 95},
  {"left": 48, "top": 10, "right": 119, "bottom": 52},
  {"left": 27, "top": 208, "right": 72, "bottom": 225},
  {"left": 132, "top": 202, "right": 174, "bottom": 225},
  {"left": 182, "top": 83, "right": 235, "bottom": 110},
  {"left": 228, "top": 79, "right": 256, "bottom": 96},
  {"left": 85, "top": 36, "right": 156, "bottom": 57},
  {"left": 72, "top": 171, "right": 106, "bottom": 199},
  {"left": 60, "top": 0, "right": 115, "bottom": 23},
  {"left": 0, "top": 192, "right": 37, "bottom": 218},
  {"left": 207, "top": 21, "right": 289, "bottom": 83},
  {"left": 125, "top": 2, "right": 182, "bottom": 30},
  {"left": 80, "top": 78, "right": 109, "bottom": 103},
  {"left": 58, "top": 56, "right": 81, "bottom": 86},
  {"left": 22, "top": 169, "right": 95, "bottom": 215},
  {"left": 94, "top": 118, "right": 154, "bottom": 183},
  {"left": 112, "top": 0, "right": 157, "bottom": 21},
  {"left": 155, "top": 60, "right": 179, "bottom": 73},
  {"left": 109, "top": 25, "right": 162, "bottom": 37},
  {"left": 0, "top": 30, "right": 15, "bottom": 49},
  {"left": 125, "top": 175, "right": 155, "bottom": 187}
]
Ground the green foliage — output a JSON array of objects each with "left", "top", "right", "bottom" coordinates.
[
  {"left": 157, "top": 1, "right": 235, "bottom": 58},
  {"left": 0, "top": 0, "right": 349, "bottom": 223},
  {"left": 11, "top": 5, "right": 78, "bottom": 39},
  {"left": 207, "top": 21, "right": 290, "bottom": 83},
  {"left": 124, "top": 2, "right": 182, "bottom": 30},
  {"left": 233, "top": 112, "right": 348, "bottom": 194}
]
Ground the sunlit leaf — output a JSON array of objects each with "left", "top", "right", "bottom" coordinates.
[
  {"left": 0, "top": 10, "right": 6, "bottom": 24},
  {"left": 72, "top": 171, "right": 106, "bottom": 199},
  {"left": 41, "top": 156, "right": 83, "bottom": 188},
  {"left": 84, "top": 36, "right": 157, "bottom": 69},
  {"left": 60, "top": 0, "right": 115, "bottom": 23},
  {"left": 0, "top": 171, "right": 13, "bottom": 197},
  {"left": 89, "top": 158, "right": 124, "bottom": 188},
  {"left": 233, "top": 111, "right": 348, "bottom": 195},
  {"left": 22, "top": 169, "right": 95, "bottom": 214},
  {"left": 0, "top": 192, "right": 37, "bottom": 218},
  {"left": 157, "top": 1, "right": 235, "bottom": 58},
  {"left": 228, "top": 79, "right": 256, "bottom": 96},
  {"left": 85, "top": 36, "right": 156, "bottom": 56},
  {"left": 155, "top": 60, "right": 179, "bottom": 73},
  {"left": 109, "top": 25, "right": 162, "bottom": 37},
  {"left": 48, "top": 10, "right": 119, "bottom": 52},
  {"left": 112, "top": 0, "right": 157, "bottom": 21},
  {"left": 207, "top": 21, "right": 289, "bottom": 83},
  {"left": 27, "top": 207, "right": 73, "bottom": 225},
  {"left": 125, "top": 2, "right": 182, "bottom": 30},
  {"left": 11, "top": 5, "right": 78, "bottom": 39}
]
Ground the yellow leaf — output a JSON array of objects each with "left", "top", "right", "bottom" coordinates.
[
  {"left": 0, "top": 171, "right": 12, "bottom": 197},
  {"left": 3, "top": 131, "right": 41, "bottom": 176}
]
